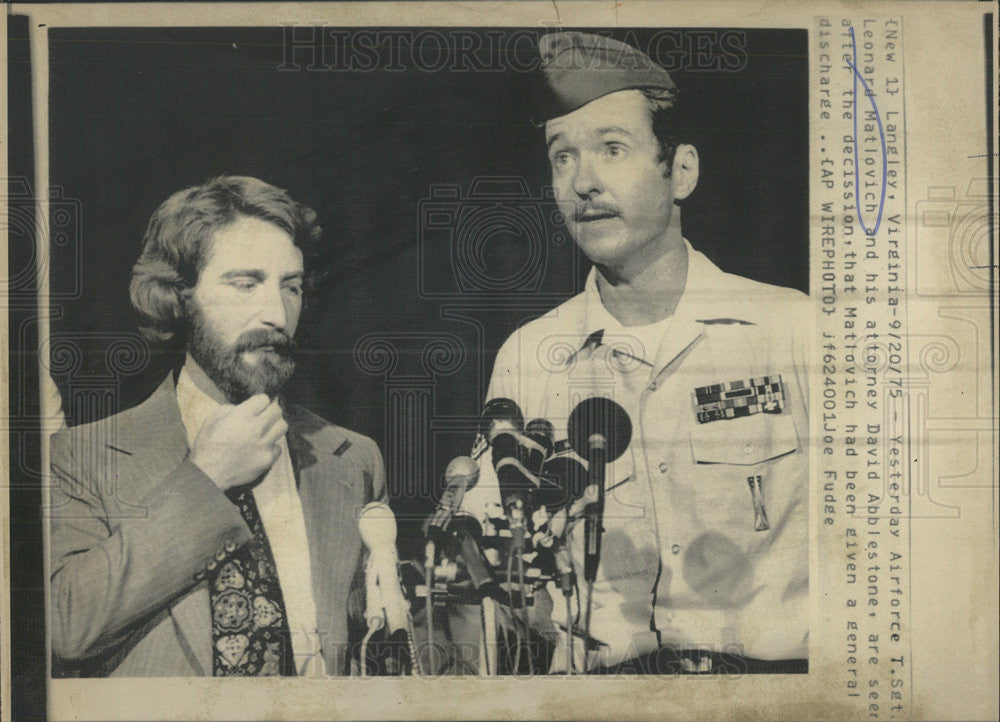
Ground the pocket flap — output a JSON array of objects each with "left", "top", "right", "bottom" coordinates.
[{"left": 689, "top": 413, "right": 799, "bottom": 466}]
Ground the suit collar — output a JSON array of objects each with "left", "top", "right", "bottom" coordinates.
[
  {"left": 114, "top": 373, "right": 349, "bottom": 476},
  {"left": 284, "top": 405, "right": 366, "bottom": 674},
  {"left": 108, "top": 373, "right": 192, "bottom": 485}
]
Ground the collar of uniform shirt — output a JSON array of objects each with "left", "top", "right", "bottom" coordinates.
[{"left": 568, "top": 239, "right": 759, "bottom": 367}]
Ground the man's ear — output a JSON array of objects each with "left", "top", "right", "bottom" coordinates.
[{"left": 671, "top": 144, "right": 699, "bottom": 201}]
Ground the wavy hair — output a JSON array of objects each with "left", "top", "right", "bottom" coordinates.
[{"left": 129, "top": 176, "right": 322, "bottom": 344}]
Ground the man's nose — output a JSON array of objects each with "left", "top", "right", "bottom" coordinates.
[
  {"left": 257, "top": 282, "right": 288, "bottom": 331},
  {"left": 572, "top": 155, "right": 602, "bottom": 199}
]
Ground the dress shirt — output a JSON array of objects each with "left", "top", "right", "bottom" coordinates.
[{"left": 176, "top": 366, "right": 324, "bottom": 675}]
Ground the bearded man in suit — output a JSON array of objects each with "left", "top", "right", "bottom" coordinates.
[{"left": 49, "top": 176, "right": 385, "bottom": 677}]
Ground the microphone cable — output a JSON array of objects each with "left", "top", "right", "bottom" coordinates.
[
  {"left": 565, "top": 594, "right": 574, "bottom": 675},
  {"left": 423, "top": 539, "right": 435, "bottom": 672},
  {"left": 517, "top": 551, "right": 533, "bottom": 676},
  {"left": 583, "top": 579, "right": 595, "bottom": 674},
  {"left": 505, "top": 550, "right": 520, "bottom": 674}
]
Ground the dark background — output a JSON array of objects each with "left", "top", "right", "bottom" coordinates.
[{"left": 46, "top": 26, "right": 809, "bottom": 544}]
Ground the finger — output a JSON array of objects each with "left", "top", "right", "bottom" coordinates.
[
  {"left": 257, "top": 403, "right": 286, "bottom": 432},
  {"left": 262, "top": 418, "right": 289, "bottom": 445},
  {"left": 206, "top": 402, "right": 238, "bottom": 422},
  {"left": 239, "top": 394, "right": 272, "bottom": 416}
]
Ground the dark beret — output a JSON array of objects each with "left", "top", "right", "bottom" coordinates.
[{"left": 534, "top": 31, "right": 676, "bottom": 123}]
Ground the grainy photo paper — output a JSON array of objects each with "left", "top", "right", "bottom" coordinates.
[{"left": 1, "top": 1, "right": 997, "bottom": 720}]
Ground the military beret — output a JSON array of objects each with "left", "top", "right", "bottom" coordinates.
[{"left": 534, "top": 31, "right": 676, "bottom": 123}]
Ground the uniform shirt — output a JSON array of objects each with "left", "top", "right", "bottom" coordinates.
[
  {"left": 463, "top": 240, "right": 810, "bottom": 670},
  {"left": 176, "top": 367, "right": 325, "bottom": 676}
]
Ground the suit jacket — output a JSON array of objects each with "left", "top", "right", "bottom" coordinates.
[{"left": 49, "top": 373, "right": 385, "bottom": 677}]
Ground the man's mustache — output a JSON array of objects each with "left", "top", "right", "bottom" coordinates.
[
  {"left": 572, "top": 202, "right": 621, "bottom": 221},
  {"left": 235, "top": 329, "right": 296, "bottom": 355}
]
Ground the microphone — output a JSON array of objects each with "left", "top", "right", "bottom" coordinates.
[
  {"left": 479, "top": 397, "right": 524, "bottom": 444},
  {"left": 445, "top": 512, "right": 497, "bottom": 593},
  {"left": 567, "top": 397, "right": 632, "bottom": 584},
  {"left": 358, "top": 502, "right": 409, "bottom": 634},
  {"left": 493, "top": 449, "right": 538, "bottom": 553},
  {"left": 424, "top": 456, "right": 480, "bottom": 540},
  {"left": 479, "top": 399, "right": 536, "bottom": 551},
  {"left": 536, "top": 454, "right": 588, "bottom": 516},
  {"left": 523, "top": 418, "right": 554, "bottom": 476}
]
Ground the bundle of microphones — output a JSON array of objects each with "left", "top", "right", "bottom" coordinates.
[
  {"left": 355, "top": 394, "right": 631, "bottom": 675},
  {"left": 418, "top": 395, "right": 632, "bottom": 673}
]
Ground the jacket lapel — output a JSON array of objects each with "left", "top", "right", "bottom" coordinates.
[
  {"left": 109, "top": 374, "right": 213, "bottom": 675},
  {"left": 112, "top": 374, "right": 191, "bottom": 502},
  {"left": 286, "top": 411, "right": 364, "bottom": 675}
]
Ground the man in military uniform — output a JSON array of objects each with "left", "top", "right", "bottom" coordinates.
[{"left": 462, "top": 32, "right": 809, "bottom": 674}]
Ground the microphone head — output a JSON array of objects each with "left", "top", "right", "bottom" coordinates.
[
  {"left": 443, "top": 455, "right": 480, "bottom": 492},
  {"left": 357, "top": 501, "right": 398, "bottom": 551},
  {"left": 479, "top": 398, "right": 524, "bottom": 443},
  {"left": 537, "top": 454, "right": 587, "bottom": 513},
  {"left": 525, "top": 418, "right": 555, "bottom": 452},
  {"left": 567, "top": 396, "right": 632, "bottom": 462},
  {"left": 445, "top": 511, "right": 483, "bottom": 539}
]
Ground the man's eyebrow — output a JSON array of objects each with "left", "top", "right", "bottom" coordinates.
[
  {"left": 220, "top": 269, "right": 265, "bottom": 281},
  {"left": 281, "top": 271, "right": 304, "bottom": 282},
  {"left": 597, "top": 125, "right": 635, "bottom": 138},
  {"left": 546, "top": 131, "right": 565, "bottom": 149}
]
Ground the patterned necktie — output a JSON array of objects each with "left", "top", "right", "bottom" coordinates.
[{"left": 209, "top": 487, "right": 296, "bottom": 676}]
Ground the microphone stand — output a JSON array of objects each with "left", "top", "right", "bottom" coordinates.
[
  {"left": 582, "top": 437, "right": 608, "bottom": 673},
  {"left": 554, "top": 544, "right": 576, "bottom": 675},
  {"left": 567, "top": 396, "right": 632, "bottom": 674}
]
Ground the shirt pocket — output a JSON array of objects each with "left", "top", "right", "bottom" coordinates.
[{"left": 688, "top": 413, "right": 799, "bottom": 466}]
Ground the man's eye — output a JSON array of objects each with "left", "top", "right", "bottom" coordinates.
[
  {"left": 605, "top": 143, "right": 626, "bottom": 158},
  {"left": 231, "top": 279, "right": 258, "bottom": 291},
  {"left": 551, "top": 151, "right": 574, "bottom": 168},
  {"left": 284, "top": 283, "right": 303, "bottom": 297}
]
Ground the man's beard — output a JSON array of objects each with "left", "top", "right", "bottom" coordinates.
[{"left": 186, "top": 304, "right": 297, "bottom": 403}]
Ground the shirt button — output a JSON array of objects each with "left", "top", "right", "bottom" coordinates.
[
  {"left": 671, "top": 544, "right": 681, "bottom": 555},
  {"left": 193, "top": 570, "right": 205, "bottom": 582},
  {"left": 224, "top": 541, "right": 237, "bottom": 553},
  {"left": 648, "top": 382, "right": 658, "bottom": 391},
  {"left": 215, "top": 550, "right": 227, "bottom": 561},
  {"left": 742, "top": 441, "right": 755, "bottom": 455},
  {"left": 207, "top": 560, "right": 217, "bottom": 572},
  {"left": 658, "top": 462, "right": 669, "bottom": 474}
]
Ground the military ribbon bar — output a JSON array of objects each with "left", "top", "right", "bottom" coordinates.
[{"left": 692, "top": 375, "right": 785, "bottom": 424}]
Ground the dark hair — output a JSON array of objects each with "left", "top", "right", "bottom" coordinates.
[
  {"left": 129, "top": 175, "right": 322, "bottom": 343},
  {"left": 640, "top": 86, "right": 681, "bottom": 176}
]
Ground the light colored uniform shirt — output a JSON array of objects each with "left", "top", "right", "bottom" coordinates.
[
  {"left": 176, "top": 367, "right": 325, "bottom": 676},
  {"left": 463, "top": 241, "right": 810, "bottom": 670}
]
